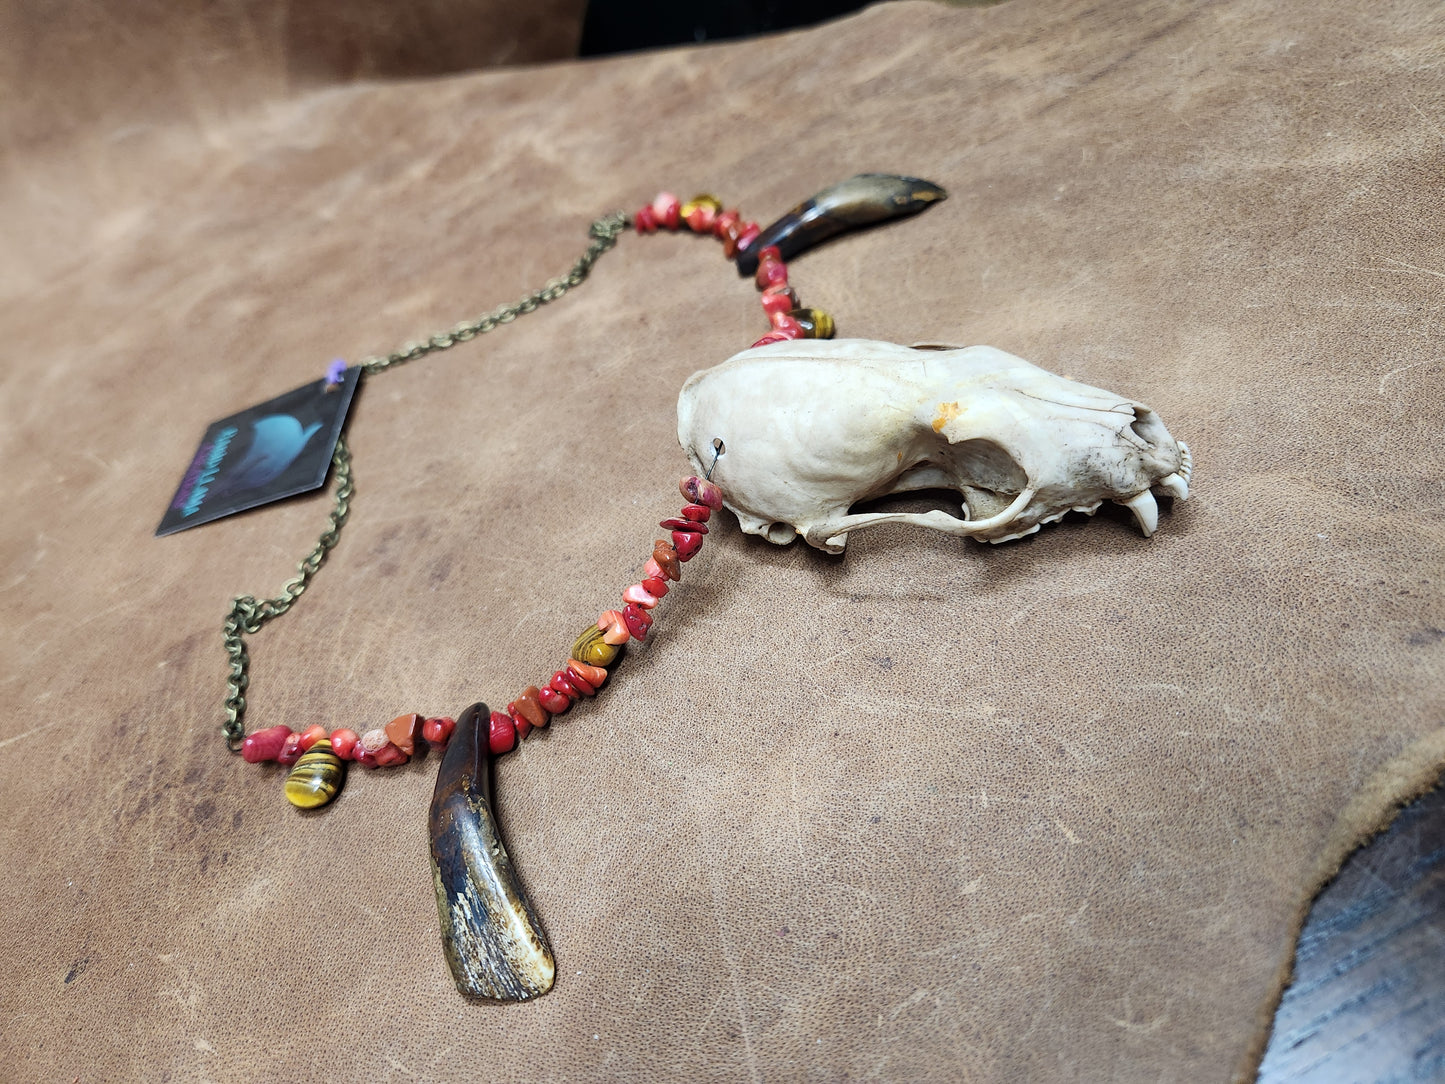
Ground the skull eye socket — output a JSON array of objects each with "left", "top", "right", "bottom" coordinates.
[
  {"left": 1128, "top": 406, "right": 1169, "bottom": 450},
  {"left": 847, "top": 438, "right": 1029, "bottom": 523}
]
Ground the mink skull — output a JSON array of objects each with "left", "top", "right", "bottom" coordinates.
[{"left": 677, "top": 339, "right": 1191, "bottom": 553}]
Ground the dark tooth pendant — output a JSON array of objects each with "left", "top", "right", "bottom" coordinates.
[
  {"left": 735, "top": 173, "right": 948, "bottom": 277},
  {"left": 284, "top": 739, "right": 344, "bottom": 809},
  {"left": 430, "top": 703, "right": 555, "bottom": 1001}
]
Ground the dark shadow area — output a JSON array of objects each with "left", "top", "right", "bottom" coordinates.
[{"left": 580, "top": 0, "right": 873, "bottom": 55}]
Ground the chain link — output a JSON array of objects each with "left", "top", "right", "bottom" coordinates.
[{"left": 221, "top": 212, "right": 630, "bottom": 749}]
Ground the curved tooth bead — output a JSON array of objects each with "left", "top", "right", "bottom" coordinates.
[
  {"left": 572, "top": 624, "right": 622, "bottom": 667},
  {"left": 430, "top": 704, "right": 556, "bottom": 1000},
  {"left": 284, "top": 739, "right": 345, "bottom": 809}
]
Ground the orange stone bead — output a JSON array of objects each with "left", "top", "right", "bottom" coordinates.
[
  {"left": 567, "top": 659, "right": 608, "bottom": 690},
  {"left": 384, "top": 713, "right": 423, "bottom": 756},
  {"left": 510, "top": 689, "right": 547, "bottom": 729}
]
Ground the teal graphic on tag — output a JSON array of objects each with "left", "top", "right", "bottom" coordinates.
[{"left": 156, "top": 367, "right": 360, "bottom": 536}]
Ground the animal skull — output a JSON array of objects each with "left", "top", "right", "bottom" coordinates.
[{"left": 676, "top": 339, "right": 1191, "bottom": 553}]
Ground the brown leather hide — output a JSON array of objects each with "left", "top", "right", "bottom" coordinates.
[{"left": 1, "top": 1, "right": 1442, "bottom": 1080}]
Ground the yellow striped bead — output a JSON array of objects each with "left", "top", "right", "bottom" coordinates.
[
  {"left": 571, "top": 624, "right": 621, "bottom": 669},
  {"left": 284, "top": 738, "right": 344, "bottom": 809}
]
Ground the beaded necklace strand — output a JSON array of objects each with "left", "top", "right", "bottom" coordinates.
[{"left": 228, "top": 191, "right": 836, "bottom": 809}]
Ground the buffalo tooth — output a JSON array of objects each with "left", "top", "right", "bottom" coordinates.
[
  {"left": 1177, "top": 441, "right": 1193, "bottom": 483},
  {"left": 1119, "top": 490, "right": 1159, "bottom": 536},
  {"left": 1153, "top": 472, "right": 1189, "bottom": 501}
]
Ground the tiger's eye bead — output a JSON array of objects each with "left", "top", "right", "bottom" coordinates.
[
  {"left": 573, "top": 624, "right": 622, "bottom": 666},
  {"left": 672, "top": 530, "right": 705, "bottom": 561},
  {"left": 681, "top": 194, "right": 721, "bottom": 224},
  {"left": 421, "top": 716, "right": 455, "bottom": 746},
  {"left": 284, "top": 739, "right": 344, "bottom": 809},
  {"left": 329, "top": 728, "right": 360, "bottom": 761},
  {"left": 567, "top": 659, "right": 608, "bottom": 689},
  {"left": 488, "top": 712, "right": 517, "bottom": 755},
  {"left": 385, "top": 713, "right": 423, "bottom": 756},
  {"left": 622, "top": 603, "right": 653, "bottom": 641},
  {"left": 789, "top": 308, "right": 835, "bottom": 339},
  {"left": 652, "top": 540, "right": 681, "bottom": 580},
  {"left": 681, "top": 503, "right": 711, "bottom": 523},
  {"left": 538, "top": 687, "right": 571, "bottom": 714},
  {"left": 597, "top": 610, "right": 631, "bottom": 646},
  {"left": 642, "top": 576, "right": 669, "bottom": 598},
  {"left": 557, "top": 666, "right": 595, "bottom": 696},
  {"left": 680, "top": 477, "right": 723, "bottom": 510},
  {"left": 623, "top": 583, "right": 659, "bottom": 609},
  {"left": 511, "top": 689, "right": 547, "bottom": 729},
  {"left": 242, "top": 725, "right": 292, "bottom": 763}
]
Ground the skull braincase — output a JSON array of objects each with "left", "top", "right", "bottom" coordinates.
[{"left": 676, "top": 339, "right": 1191, "bottom": 553}]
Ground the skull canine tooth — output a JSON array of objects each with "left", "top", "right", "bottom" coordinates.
[
  {"left": 1153, "top": 473, "right": 1189, "bottom": 501},
  {"left": 1118, "top": 490, "right": 1160, "bottom": 537}
]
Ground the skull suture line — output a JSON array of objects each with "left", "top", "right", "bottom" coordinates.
[{"left": 677, "top": 340, "right": 1191, "bottom": 553}]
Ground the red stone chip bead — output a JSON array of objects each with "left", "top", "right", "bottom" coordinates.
[
  {"left": 769, "top": 312, "right": 804, "bottom": 337},
  {"left": 622, "top": 603, "right": 653, "bottom": 641},
  {"left": 567, "top": 659, "right": 608, "bottom": 690},
  {"left": 634, "top": 205, "right": 659, "bottom": 233},
  {"left": 242, "top": 725, "right": 292, "bottom": 763},
  {"left": 278, "top": 732, "right": 306, "bottom": 767},
  {"left": 488, "top": 711, "right": 518, "bottom": 755},
  {"left": 652, "top": 192, "right": 682, "bottom": 230},
  {"left": 510, "top": 689, "right": 547, "bottom": 729},
  {"left": 538, "top": 686, "right": 571, "bottom": 714},
  {"left": 384, "top": 713, "right": 423, "bottom": 756},
  {"left": 421, "top": 716, "right": 455, "bottom": 746},
  {"left": 672, "top": 530, "right": 705, "bottom": 561},
  {"left": 560, "top": 666, "right": 596, "bottom": 696},
  {"left": 329, "top": 728, "right": 360, "bottom": 761},
  {"left": 642, "top": 576, "right": 669, "bottom": 598},
  {"left": 598, "top": 609, "right": 630, "bottom": 645},
  {"left": 685, "top": 204, "right": 718, "bottom": 232},
  {"left": 660, "top": 517, "right": 707, "bottom": 533},
  {"left": 734, "top": 222, "right": 761, "bottom": 255},
  {"left": 762, "top": 283, "right": 799, "bottom": 311},
  {"left": 551, "top": 671, "right": 581, "bottom": 698},
  {"left": 296, "top": 724, "right": 328, "bottom": 754},
  {"left": 713, "top": 210, "right": 740, "bottom": 239},
  {"left": 509, "top": 708, "right": 533, "bottom": 741},
  {"left": 372, "top": 742, "right": 409, "bottom": 768},
  {"left": 652, "top": 540, "right": 682, "bottom": 580},
  {"left": 755, "top": 260, "right": 788, "bottom": 290},
  {"left": 680, "top": 476, "right": 723, "bottom": 510},
  {"left": 623, "top": 583, "right": 659, "bottom": 609},
  {"left": 644, "top": 556, "right": 668, "bottom": 581},
  {"left": 681, "top": 504, "right": 711, "bottom": 523}
]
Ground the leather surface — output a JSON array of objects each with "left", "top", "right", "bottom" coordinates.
[{"left": 1, "top": 1, "right": 1442, "bottom": 1080}]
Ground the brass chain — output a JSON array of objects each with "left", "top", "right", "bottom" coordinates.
[{"left": 221, "top": 211, "right": 631, "bottom": 750}]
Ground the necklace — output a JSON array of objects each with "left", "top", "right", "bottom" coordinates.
[{"left": 212, "top": 176, "right": 947, "bottom": 1000}]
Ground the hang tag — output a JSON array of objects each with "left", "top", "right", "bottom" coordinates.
[{"left": 156, "top": 367, "right": 361, "bottom": 536}]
